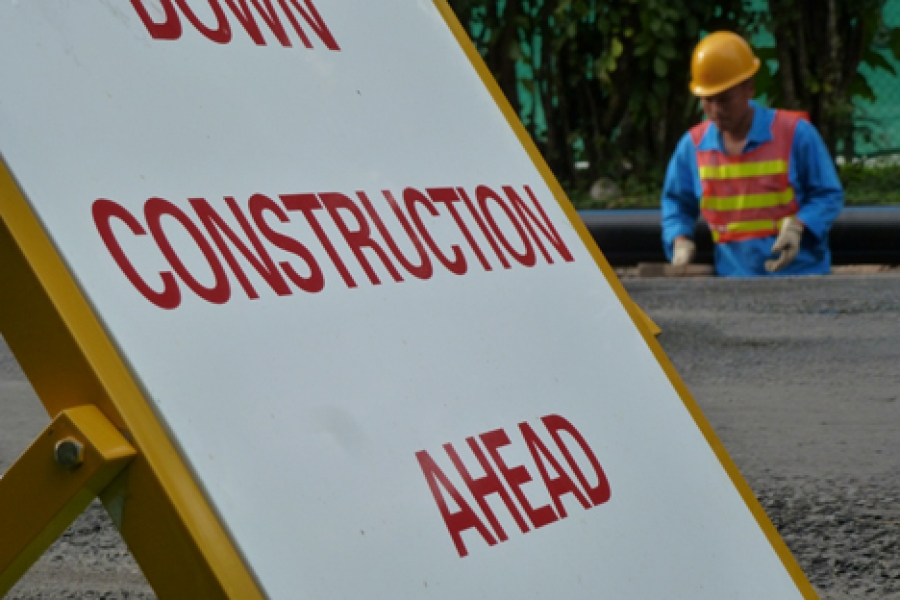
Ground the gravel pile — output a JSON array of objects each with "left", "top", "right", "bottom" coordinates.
[
  {"left": 756, "top": 477, "right": 900, "bottom": 599},
  {"left": 8, "top": 503, "right": 153, "bottom": 599}
]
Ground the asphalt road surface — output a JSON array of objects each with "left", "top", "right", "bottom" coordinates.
[{"left": 1, "top": 274, "right": 898, "bottom": 599}]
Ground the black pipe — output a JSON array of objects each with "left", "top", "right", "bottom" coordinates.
[{"left": 578, "top": 207, "right": 900, "bottom": 266}]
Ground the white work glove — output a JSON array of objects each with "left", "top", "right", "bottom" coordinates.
[
  {"left": 765, "top": 218, "right": 804, "bottom": 273},
  {"left": 672, "top": 237, "right": 696, "bottom": 266}
]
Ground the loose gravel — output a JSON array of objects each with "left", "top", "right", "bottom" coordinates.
[{"left": 758, "top": 478, "right": 900, "bottom": 599}]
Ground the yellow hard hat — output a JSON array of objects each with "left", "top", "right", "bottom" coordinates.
[{"left": 689, "top": 31, "right": 760, "bottom": 97}]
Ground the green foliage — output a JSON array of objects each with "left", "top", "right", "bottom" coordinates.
[
  {"left": 731, "top": 0, "right": 900, "bottom": 158},
  {"left": 569, "top": 177, "right": 662, "bottom": 209},
  {"left": 447, "top": 0, "right": 747, "bottom": 193},
  {"left": 447, "top": 0, "right": 900, "bottom": 206},
  {"left": 839, "top": 163, "right": 900, "bottom": 205}
]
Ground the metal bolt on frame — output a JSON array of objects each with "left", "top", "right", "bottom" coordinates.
[{"left": 54, "top": 438, "right": 84, "bottom": 469}]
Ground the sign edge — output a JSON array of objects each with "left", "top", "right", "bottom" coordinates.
[{"left": 428, "top": 2, "right": 820, "bottom": 597}]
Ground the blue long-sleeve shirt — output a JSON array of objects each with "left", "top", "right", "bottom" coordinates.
[{"left": 661, "top": 102, "right": 844, "bottom": 277}]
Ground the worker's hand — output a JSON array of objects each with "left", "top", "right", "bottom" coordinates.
[
  {"left": 765, "top": 218, "right": 804, "bottom": 273},
  {"left": 672, "top": 237, "right": 696, "bottom": 266}
]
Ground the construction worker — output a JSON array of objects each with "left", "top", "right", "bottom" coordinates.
[{"left": 661, "top": 31, "right": 844, "bottom": 276}]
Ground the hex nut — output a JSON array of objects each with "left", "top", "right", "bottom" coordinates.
[{"left": 55, "top": 438, "right": 85, "bottom": 469}]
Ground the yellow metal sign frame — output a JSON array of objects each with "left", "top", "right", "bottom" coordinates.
[
  {"left": 0, "top": 406, "right": 136, "bottom": 596},
  {"left": 0, "top": 2, "right": 811, "bottom": 598},
  {"left": 0, "top": 160, "right": 264, "bottom": 596}
]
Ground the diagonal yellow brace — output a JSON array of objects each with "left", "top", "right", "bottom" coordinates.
[
  {"left": 630, "top": 300, "right": 662, "bottom": 337},
  {"left": 0, "top": 405, "right": 137, "bottom": 597}
]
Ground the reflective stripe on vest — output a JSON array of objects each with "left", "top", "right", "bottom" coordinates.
[
  {"left": 691, "top": 110, "right": 807, "bottom": 244},
  {"left": 708, "top": 217, "right": 790, "bottom": 243}
]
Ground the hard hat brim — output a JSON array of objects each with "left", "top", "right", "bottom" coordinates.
[{"left": 689, "top": 58, "right": 760, "bottom": 97}]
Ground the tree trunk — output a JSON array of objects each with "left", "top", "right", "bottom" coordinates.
[{"left": 771, "top": 3, "right": 800, "bottom": 109}]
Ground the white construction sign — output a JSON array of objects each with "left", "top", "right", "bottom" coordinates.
[{"left": 0, "top": 1, "right": 813, "bottom": 598}]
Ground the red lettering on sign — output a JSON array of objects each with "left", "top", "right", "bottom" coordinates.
[
  {"left": 93, "top": 199, "right": 181, "bottom": 310},
  {"left": 94, "top": 185, "right": 575, "bottom": 307},
  {"left": 417, "top": 415, "right": 609, "bottom": 557},
  {"left": 416, "top": 450, "right": 497, "bottom": 558},
  {"left": 476, "top": 185, "right": 536, "bottom": 268},
  {"left": 457, "top": 187, "right": 511, "bottom": 269},
  {"left": 427, "top": 187, "right": 492, "bottom": 272},
  {"left": 504, "top": 186, "right": 575, "bottom": 264},
  {"left": 357, "top": 191, "right": 433, "bottom": 281},
  {"left": 130, "top": 0, "right": 339, "bottom": 50},
  {"left": 404, "top": 188, "right": 467, "bottom": 276},
  {"left": 480, "top": 428, "right": 557, "bottom": 529},
  {"left": 276, "top": 0, "right": 340, "bottom": 50},
  {"left": 320, "top": 192, "right": 403, "bottom": 286},
  {"left": 248, "top": 194, "right": 325, "bottom": 293},
  {"left": 542, "top": 414, "right": 611, "bottom": 506},
  {"left": 444, "top": 438, "right": 529, "bottom": 541},
  {"left": 190, "top": 197, "right": 291, "bottom": 299},
  {"left": 130, "top": 0, "right": 182, "bottom": 40},
  {"left": 280, "top": 193, "right": 357, "bottom": 289},
  {"left": 145, "top": 198, "right": 231, "bottom": 304},
  {"left": 519, "top": 422, "right": 591, "bottom": 517},
  {"left": 223, "top": 0, "right": 291, "bottom": 46},
  {"left": 174, "top": 0, "right": 232, "bottom": 44}
]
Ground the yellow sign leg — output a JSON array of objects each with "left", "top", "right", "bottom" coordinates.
[
  {"left": 0, "top": 405, "right": 137, "bottom": 596},
  {"left": 630, "top": 300, "right": 662, "bottom": 337}
]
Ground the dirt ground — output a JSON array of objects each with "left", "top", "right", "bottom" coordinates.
[{"left": 1, "top": 274, "right": 898, "bottom": 599}]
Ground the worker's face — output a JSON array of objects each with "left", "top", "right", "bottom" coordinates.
[{"left": 700, "top": 79, "right": 755, "bottom": 134}]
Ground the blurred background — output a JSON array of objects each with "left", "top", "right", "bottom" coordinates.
[{"left": 446, "top": 0, "right": 900, "bottom": 211}]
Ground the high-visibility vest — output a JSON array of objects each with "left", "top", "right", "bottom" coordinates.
[{"left": 690, "top": 110, "right": 808, "bottom": 243}]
